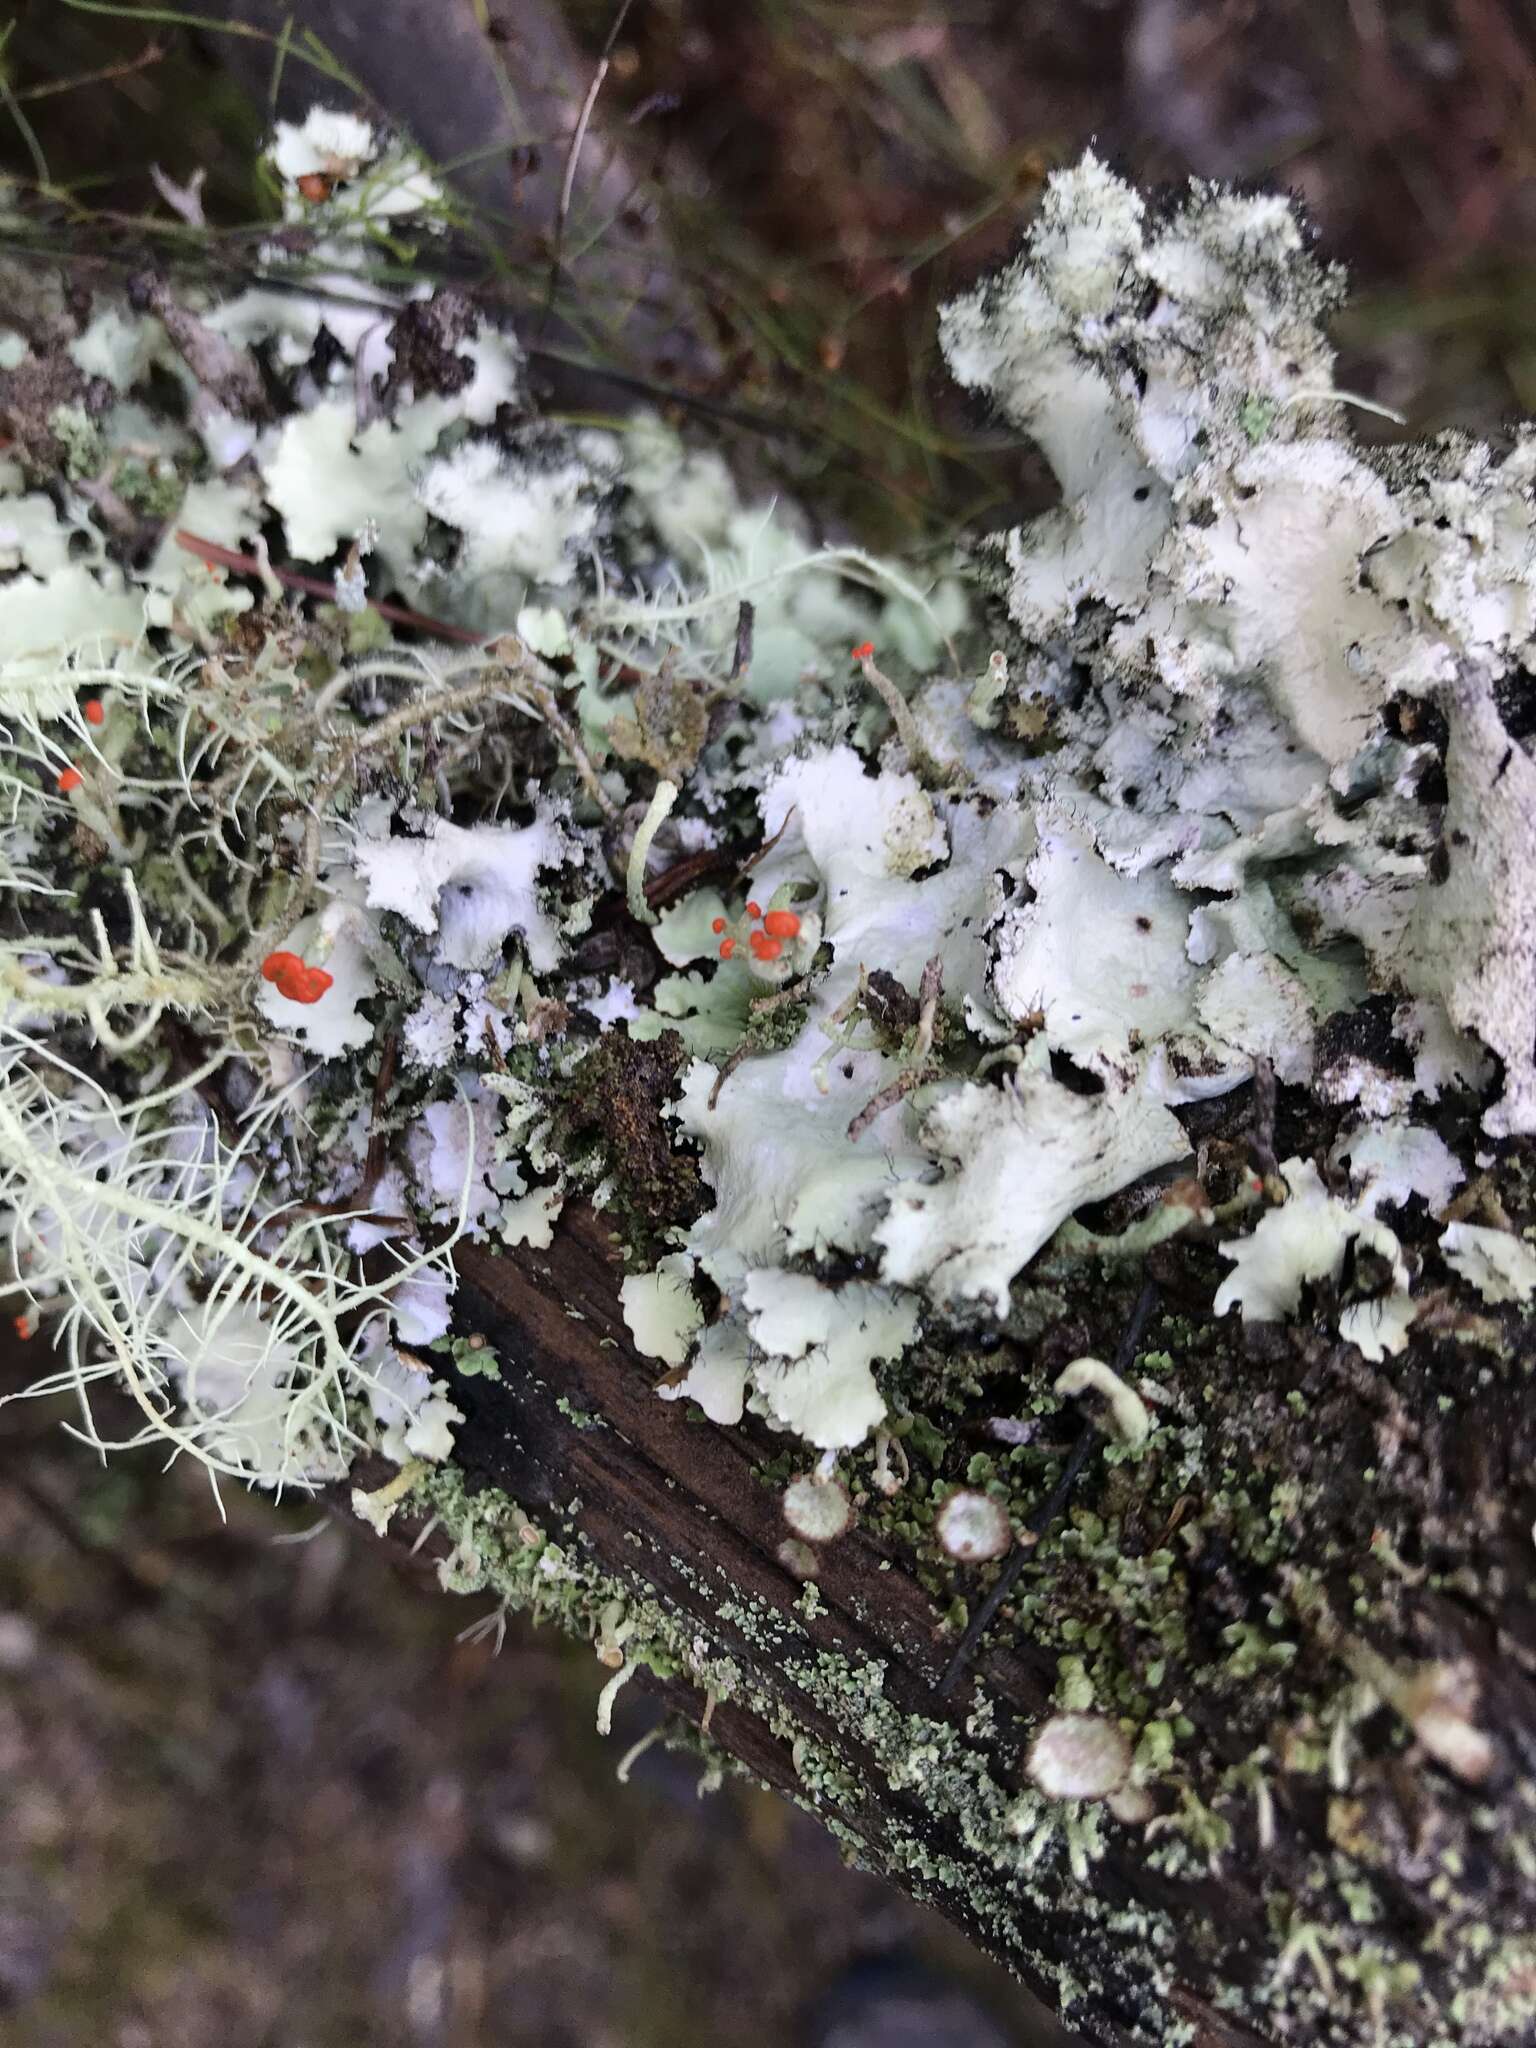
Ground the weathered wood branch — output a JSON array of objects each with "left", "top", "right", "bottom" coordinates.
[{"left": 364, "top": 1197, "right": 1536, "bottom": 2048}]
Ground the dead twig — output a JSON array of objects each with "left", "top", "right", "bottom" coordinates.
[
  {"left": 710, "top": 985, "right": 813, "bottom": 1104},
  {"left": 729, "top": 600, "right": 755, "bottom": 684},
  {"left": 739, "top": 806, "right": 798, "bottom": 877},
  {"left": 847, "top": 954, "right": 942, "bottom": 1140},
  {"left": 707, "top": 1041, "right": 750, "bottom": 1112},
  {"left": 14, "top": 40, "right": 166, "bottom": 100},
  {"left": 751, "top": 976, "right": 810, "bottom": 1016},
  {"left": 643, "top": 846, "right": 734, "bottom": 911},
  {"left": 541, "top": 0, "right": 637, "bottom": 336},
  {"left": 846, "top": 1064, "right": 925, "bottom": 1140},
  {"left": 1249, "top": 1054, "right": 1279, "bottom": 1186},
  {"left": 645, "top": 803, "right": 803, "bottom": 912},
  {"left": 174, "top": 530, "right": 489, "bottom": 646}
]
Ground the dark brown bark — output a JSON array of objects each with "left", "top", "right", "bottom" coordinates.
[{"left": 390, "top": 1200, "right": 1536, "bottom": 2048}]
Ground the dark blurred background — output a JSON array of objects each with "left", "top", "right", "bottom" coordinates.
[{"left": 4, "top": 2, "right": 1536, "bottom": 2042}]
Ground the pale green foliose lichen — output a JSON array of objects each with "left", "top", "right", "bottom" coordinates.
[
  {"left": 3, "top": 133, "right": 1534, "bottom": 1539},
  {"left": 4, "top": 129, "right": 1536, "bottom": 2048}
]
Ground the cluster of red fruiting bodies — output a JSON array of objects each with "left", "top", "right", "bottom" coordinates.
[
  {"left": 260, "top": 951, "right": 334, "bottom": 1005},
  {"left": 58, "top": 697, "right": 333, "bottom": 1008},
  {"left": 58, "top": 683, "right": 827, "bottom": 1000},
  {"left": 55, "top": 699, "right": 107, "bottom": 792},
  {"left": 711, "top": 900, "right": 802, "bottom": 966}
]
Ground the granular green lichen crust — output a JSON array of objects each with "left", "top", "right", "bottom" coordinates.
[{"left": 3, "top": 117, "right": 1536, "bottom": 2047}]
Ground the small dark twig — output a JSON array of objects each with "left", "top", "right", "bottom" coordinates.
[
  {"left": 708, "top": 1041, "right": 750, "bottom": 1111},
  {"left": 937, "top": 1276, "right": 1160, "bottom": 1698},
  {"left": 848, "top": 954, "right": 942, "bottom": 1140},
  {"left": 643, "top": 845, "right": 734, "bottom": 911},
  {"left": 935, "top": 1432, "right": 1093, "bottom": 1700},
  {"left": 729, "top": 600, "right": 755, "bottom": 683},
  {"left": 1250, "top": 1055, "right": 1279, "bottom": 1185},
  {"left": 481, "top": 1014, "right": 509, "bottom": 1075},
  {"left": 642, "top": 801, "right": 802, "bottom": 912},
  {"left": 1112, "top": 1277, "right": 1162, "bottom": 1382},
  {"left": 846, "top": 1062, "right": 927, "bottom": 1142},
  {"left": 361, "top": 1032, "right": 399, "bottom": 1199},
  {"left": 540, "top": 0, "right": 636, "bottom": 339},
  {"left": 174, "top": 530, "right": 489, "bottom": 645},
  {"left": 14, "top": 41, "right": 166, "bottom": 101},
  {"left": 738, "top": 805, "right": 797, "bottom": 877}
]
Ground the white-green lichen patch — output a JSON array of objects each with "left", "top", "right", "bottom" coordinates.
[
  {"left": 4, "top": 147, "right": 1536, "bottom": 2039},
  {"left": 0, "top": 125, "right": 1530, "bottom": 1490},
  {"left": 620, "top": 1254, "right": 703, "bottom": 1368}
]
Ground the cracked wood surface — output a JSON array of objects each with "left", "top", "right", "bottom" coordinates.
[{"left": 439, "top": 1214, "right": 1285, "bottom": 2048}]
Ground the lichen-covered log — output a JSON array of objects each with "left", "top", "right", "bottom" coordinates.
[
  {"left": 5, "top": 112, "right": 1536, "bottom": 2048},
  {"left": 355, "top": 1180, "right": 1535, "bottom": 2048}
]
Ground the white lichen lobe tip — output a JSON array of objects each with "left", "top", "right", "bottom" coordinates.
[
  {"left": 782, "top": 1472, "right": 852, "bottom": 1545},
  {"left": 1412, "top": 1701, "right": 1495, "bottom": 1786},
  {"left": 1027, "top": 1712, "right": 1133, "bottom": 1803},
  {"left": 619, "top": 1256, "right": 702, "bottom": 1369},
  {"left": 270, "top": 108, "right": 377, "bottom": 184},
  {"left": 1439, "top": 1220, "right": 1536, "bottom": 1305},
  {"left": 1053, "top": 1356, "right": 1152, "bottom": 1450},
  {"left": 935, "top": 1489, "right": 1012, "bottom": 1563}
]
